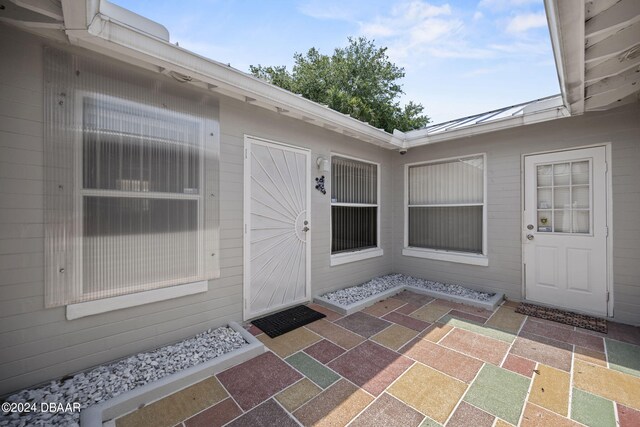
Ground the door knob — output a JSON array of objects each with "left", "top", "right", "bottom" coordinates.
[
  {"left": 302, "top": 226, "right": 310, "bottom": 232},
  {"left": 526, "top": 234, "right": 534, "bottom": 240}
]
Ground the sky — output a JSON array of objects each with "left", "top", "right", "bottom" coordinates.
[{"left": 112, "top": 0, "right": 560, "bottom": 124}]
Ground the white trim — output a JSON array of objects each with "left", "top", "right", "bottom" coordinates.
[
  {"left": 66, "top": 280, "right": 208, "bottom": 320},
  {"left": 402, "top": 248, "right": 489, "bottom": 266},
  {"left": 329, "top": 152, "right": 382, "bottom": 263},
  {"left": 330, "top": 248, "right": 384, "bottom": 266},
  {"left": 403, "top": 153, "right": 488, "bottom": 263},
  {"left": 243, "top": 135, "right": 312, "bottom": 321}
]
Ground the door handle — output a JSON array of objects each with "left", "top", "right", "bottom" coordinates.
[
  {"left": 526, "top": 234, "right": 534, "bottom": 240},
  {"left": 302, "top": 226, "right": 310, "bottom": 232}
]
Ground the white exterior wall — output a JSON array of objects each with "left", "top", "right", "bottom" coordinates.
[
  {"left": 0, "top": 25, "right": 392, "bottom": 395},
  {"left": 393, "top": 104, "right": 640, "bottom": 325}
]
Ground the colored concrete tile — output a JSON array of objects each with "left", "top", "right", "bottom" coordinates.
[
  {"left": 573, "top": 359, "right": 640, "bottom": 410},
  {"left": 485, "top": 306, "right": 526, "bottom": 334},
  {"left": 362, "top": 298, "right": 406, "bottom": 317},
  {"left": 383, "top": 311, "right": 431, "bottom": 332},
  {"left": 571, "top": 388, "right": 615, "bottom": 427},
  {"left": 350, "top": 393, "right": 425, "bottom": 427},
  {"left": 522, "top": 319, "right": 605, "bottom": 352},
  {"left": 440, "top": 328, "right": 510, "bottom": 365},
  {"left": 217, "top": 352, "right": 302, "bottom": 411},
  {"left": 275, "top": 378, "right": 321, "bottom": 412},
  {"left": 606, "top": 338, "right": 640, "bottom": 377},
  {"left": 574, "top": 346, "right": 607, "bottom": 367},
  {"left": 226, "top": 399, "right": 298, "bottom": 427},
  {"left": 501, "top": 354, "right": 536, "bottom": 378},
  {"left": 396, "top": 302, "right": 421, "bottom": 315},
  {"left": 371, "top": 323, "right": 419, "bottom": 351},
  {"left": 463, "top": 364, "right": 530, "bottom": 425},
  {"left": 401, "top": 339, "right": 483, "bottom": 383},
  {"left": 307, "top": 303, "right": 342, "bottom": 322},
  {"left": 432, "top": 299, "right": 493, "bottom": 319},
  {"left": 285, "top": 352, "right": 340, "bottom": 389},
  {"left": 293, "top": 379, "right": 373, "bottom": 427},
  {"left": 502, "top": 300, "right": 520, "bottom": 308},
  {"left": 245, "top": 324, "right": 263, "bottom": 336},
  {"left": 394, "top": 290, "right": 434, "bottom": 306},
  {"left": 388, "top": 363, "right": 467, "bottom": 424},
  {"left": 328, "top": 340, "right": 413, "bottom": 396},
  {"left": 303, "top": 339, "right": 345, "bottom": 364},
  {"left": 334, "top": 311, "right": 391, "bottom": 338},
  {"left": 448, "top": 310, "right": 488, "bottom": 324},
  {"left": 257, "top": 327, "right": 321, "bottom": 358},
  {"left": 416, "top": 323, "right": 453, "bottom": 343},
  {"left": 494, "top": 419, "right": 515, "bottom": 427},
  {"left": 520, "top": 403, "right": 580, "bottom": 427},
  {"left": 410, "top": 303, "right": 451, "bottom": 323},
  {"left": 618, "top": 403, "right": 640, "bottom": 427},
  {"left": 117, "top": 377, "right": 228, "bottom": 427},
  {"left": 447, "top": 402, "right": 495, "bottom": 427},
  {"left": 606, "top": 322, "right": 640, "bottom": 346},
  {"left": 510, "top": 332, "right": 572, "bottom": 371},
  {"left": 419, "top": 417, "right": 442, "bottom": 427},
  {"left": 438, "top": 315, "right": 516, "bottom": 343},
  {"left": 529, "top": 364, "right": 570, "bottom": 416},
  {"left": 184, "top": 398, "right": 242, "bottom": 427},
  {"left": 304, "top": 319, "right": 364, "bottom": 349}
]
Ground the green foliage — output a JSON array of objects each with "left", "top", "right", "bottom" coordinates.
[{"left": 249, "top": 37, "right": 429, "bottom": 133}]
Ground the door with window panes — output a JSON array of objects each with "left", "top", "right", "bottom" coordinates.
[{"left": 523, "top": 147, "right": 608, "bottom": 316}]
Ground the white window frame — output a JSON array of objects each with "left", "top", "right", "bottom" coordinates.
[
  {"left": 69, "top": 92, "right": 208, "bottom": 312},
  {"left": 403, "top": 153, "right": 488, "bottom": 266},
  {"left": 330, "top": 153, "right": 383, "bottom": 266}
]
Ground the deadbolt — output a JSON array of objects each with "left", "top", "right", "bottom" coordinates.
[{"left": 527, "top": 224, "right": 534, "bottom": 230}]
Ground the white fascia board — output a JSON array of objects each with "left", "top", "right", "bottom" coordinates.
[{"left": 62, "top": 6, "right": 399, "bottom": 148}]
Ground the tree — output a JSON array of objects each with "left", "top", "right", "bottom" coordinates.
[{"left": 250, "top": 37, "right": 429, "bottom": 133}]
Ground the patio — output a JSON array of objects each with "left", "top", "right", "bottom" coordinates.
[{"left": 115, "top": 292, "right": 640, "bottom": 427}]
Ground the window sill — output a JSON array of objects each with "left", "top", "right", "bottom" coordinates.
[
  {"left": 330, "top": 248, "right": 384, "bottom": 266},
  {"left": 66, "top": 281, "right": 208, "bottom": 320},
  {"left": 402, "top": 247, "right": 488, "bottom": 266}
]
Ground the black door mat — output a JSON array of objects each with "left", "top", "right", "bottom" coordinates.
[
  {"left": 515, "top": 302, "right": 607, "bottom": 333},
  {"left": 252, "top": 305, "right": 326, "bottom": 338}
]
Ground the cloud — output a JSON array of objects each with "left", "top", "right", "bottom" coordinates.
[
  {"left": 505, "top": 12, "right": 548, "bottom": 33},
  {"left": 473, "top": 11, "right": 484, "bottom": 21},
  {"left": 297, "top": 0, "right": 359, "bottom": 21},
  {"left": 478, "top": 0, "right": 540, "bottom": 11}
]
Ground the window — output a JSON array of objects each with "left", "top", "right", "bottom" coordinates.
[
  {"left": 44, "top": 48, "right": 219, "bottom": 308},
  {"left": 404, "top": 154, "right": 486, "bottom": 265},
  {"left": 330, "top": 155, "right": 381, "bottom": 264}
]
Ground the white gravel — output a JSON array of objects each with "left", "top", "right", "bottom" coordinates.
[
  {"left": 0, "top": 326, "right": 247, "bottom": 427},
  {"left": 321, "top": 273, "right": 495, "bottom": 306}
]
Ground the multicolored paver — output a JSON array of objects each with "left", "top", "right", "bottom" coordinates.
[{"left": 116, "top": 291, "right": 640, "bottom": 426}]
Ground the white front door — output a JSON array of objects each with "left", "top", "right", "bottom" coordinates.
[
  {"left": 523, "top": 146, "right": 609, "bottom": 316},
  {"left": 243, "top": 136, "right": 311, "bottom": 320}
]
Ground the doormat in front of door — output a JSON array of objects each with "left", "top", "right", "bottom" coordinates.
[
  {"left": 252, "top": 305, "right": 326, "bottom": 338},
  {"left": 515, "top": 302, "right": 607, "bottom": 333}
]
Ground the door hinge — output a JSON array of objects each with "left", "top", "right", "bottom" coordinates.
[
  {"left": 604, "top": 161, "right": 608, "bottom": 173},
  {"left": 605, "top": 226, "right": 609, "bottom": 237},
  {"left": 245, "top": 224, "right": 247, "bottom": 234},
  {"left": 245, "top": 148, "right": 248, "bottom": 159},
  {"left": 606, "top": 291, "right": 610, "bottom": 302}
]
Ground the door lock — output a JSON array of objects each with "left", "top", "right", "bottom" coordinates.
[
  {"left": 527, "top": 224, "right": 534, "bottom": 230},
  {"left": 526, "top": 234, "right": 534, "bottom": 240},
  {"left": 302, "top": 226, "right": 310, "bottom": 232}
]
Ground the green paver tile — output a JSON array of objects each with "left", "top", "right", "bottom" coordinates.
[
  {"left": 571, "top": 388, "right": 616, "bottom": 427},
  {"left": 286, "top": 352, "right": 340, "bottom": 389},
  {"left": 463, "top": 364, "right": 530, "bottom": 425},
  {"left": 419, "top": 416, "right": 442, "bottom": 427},
  {"left": 438, "top": 315, "right": 516, "bottom": 343},
  {"left": 606, "top": 339, "right": 640, "bottom": 378}
]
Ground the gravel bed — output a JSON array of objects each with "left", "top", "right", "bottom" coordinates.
[
  {"left": 0, "top": 326, "right": 247, "bottom": 427},
  {"left": 321, "top": 273, "right": 495, "bottom": 306}
]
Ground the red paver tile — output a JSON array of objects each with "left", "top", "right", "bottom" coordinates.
[
  {"left": 304, "top": 339, "right": 345, "bottom": 364},
  {"left": 433, "top": 299, "right": 493, "bottom": 319},
  {"left": 217, "top": 352, "right": 302, "bottom": 411},
  {"left": 574, "top": 346, "right": 607, "bottom": 367},
  {"left": 510, "top": 332, "right": 572, "bottom": 372},
  {"left": 502, "top": 354, "right": 536, "bottom": 378},
  {"left": 583, "top": 321, "right": 640, "bottom": 346},
  {"left": 350, "top": 393, "right": 424, "bottom": 427},
  {"left": 245, "top": 324, "right": 263, "bottom": 337},
  {"left": 448, "top": 310, "right": 489, "bottom": 324},
  {"left": 440, "top": 328, "right": 510, "bottom": 365},
  {"left": 447, "top": 401, "right": 495, "bottom": 427},
  {"left": 307, "top": 303, "right": 343, "bottom": 322},
  {"left": 383, "top": 311, "right": 431, "bottom": 332},
  {"left": 618, "top": 403, "right": 640, "bottom": 427},
  {"left": 395, "top": 303, "right": 421, "bottom": 316},
  {"left": 401, "top": 339, "right": 483, "bottom": 383},
  {"left": 184, "top": 398, "right": 242, "bottom": 427},
  {"left": 394, "top": 290, "right": 434, "bottom": 306},
  {"left": 521, "top": 318, "right": 604, "bottom": 352},
  {"left": 328, "top": 341, "right": 413, "bottom": 396},
  {"left": 335, "top": 312, "right": 391, "bottom": 338},
  {"left": 226, "top": 399, "right": 298, "bottom": 427}
]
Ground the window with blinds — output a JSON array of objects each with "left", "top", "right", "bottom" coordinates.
[
  {"left": 44, "top": 47, "right": 220, "bottom": 307},
  {"left": 331, "top": 156, "right": 379, "bottom": 254},
  {"left": 407, "top": 155, "right": 485, "bottom": 254}
]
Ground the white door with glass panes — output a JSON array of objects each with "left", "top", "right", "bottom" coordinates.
[
  {"left": 523, "top": 147, "right": 608, "bottom": 316},
  {"left": 244, "top": 137, "right": 311, "bottom": 320}
]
